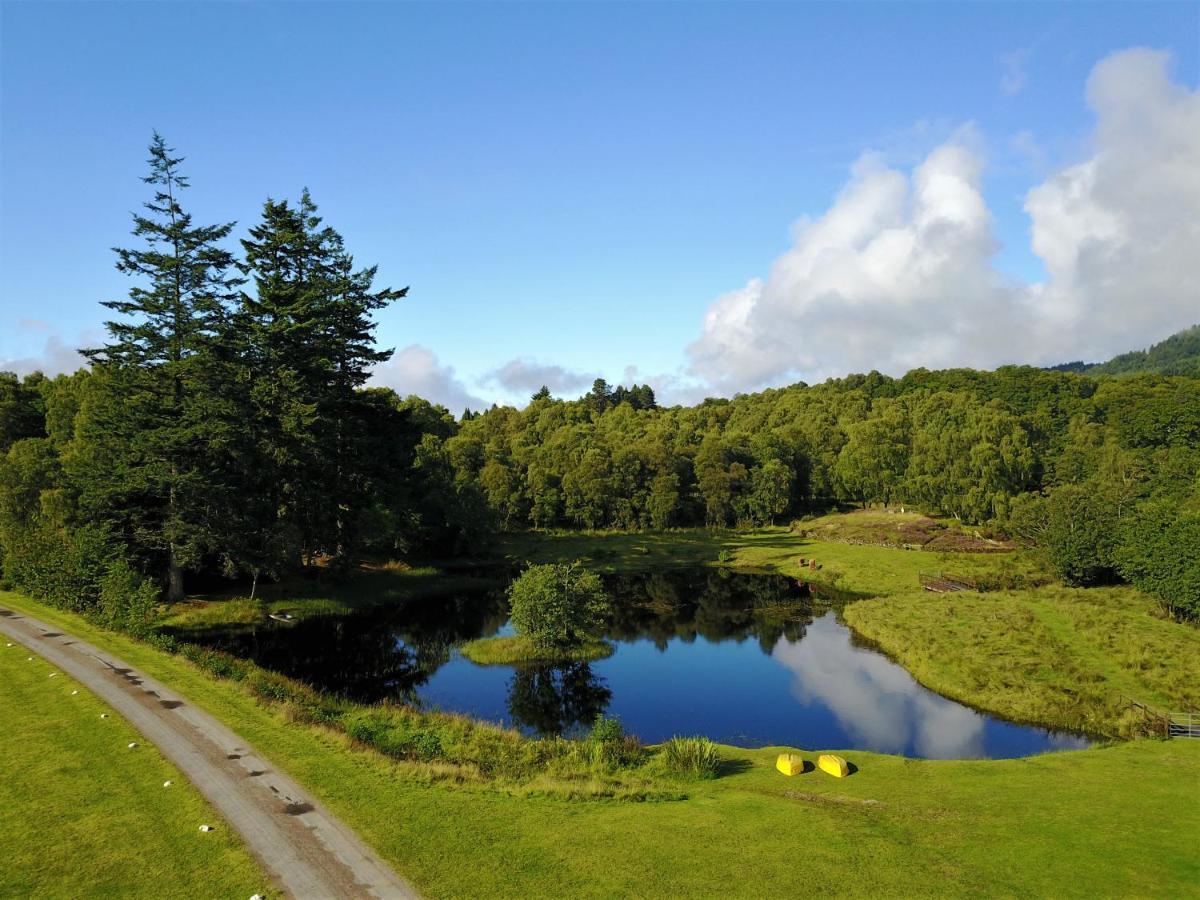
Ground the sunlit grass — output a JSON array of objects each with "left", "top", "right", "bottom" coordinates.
[
  {"left": 843, "top": 585, "right": 1200, "bottom": 736},
  {"left": 0, "top": 641, "right": 268, "bottom": 899},
  {"left": 6, "top": 589, "right": 1200, "bottom": 897}
]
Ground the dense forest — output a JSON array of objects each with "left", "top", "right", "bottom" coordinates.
[{"left": 1, "top": 137, "right": 1198, "bottom": 623}]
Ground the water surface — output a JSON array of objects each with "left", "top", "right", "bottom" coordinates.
[{"left": 198, "top": 570, "right": 1089, "bottom": 759}]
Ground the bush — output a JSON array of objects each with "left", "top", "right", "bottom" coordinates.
[
  {"left": 1, "top": 522, "right": 115, "bottom": 613},
  {"left": 586, "top": 715, "right": 642, "bottom": 768},
  {"left": 507, "top": 562, "right": 608, "bottom": 652},
  {"left": 661, "top": 736, "right": 721, "bottom": 778},
  {"left": 98, "top": 558, "right": 160, "bottom": 634}
]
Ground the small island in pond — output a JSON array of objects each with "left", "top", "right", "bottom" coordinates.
[
  {"left": 459, "top": 634, "right": 615, "bottom": 666},
  {"left": 462, "top": 562, "right": 613, "bottom": 665}
]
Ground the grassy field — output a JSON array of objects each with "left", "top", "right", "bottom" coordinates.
[
  {"left": 5, "top": 510, "right": 1198, "bottom": 896},
  {"left": 503, "top": 515, "right": 1045, "bottom": 597},
  {"left": 5, "top": 510, "right": 1200, "bottom": 899},
  {"left": 844, "top": 585, "right": 1200, "bottom": 737},
  {"left": 0, "top": 639, "right": 268, "bottom": 899}
]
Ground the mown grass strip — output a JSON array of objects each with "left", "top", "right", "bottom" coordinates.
[{"left": 0, "top": 638, "right": 269, "bottom": 899}]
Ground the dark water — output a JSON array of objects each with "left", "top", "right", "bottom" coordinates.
[{"left": 196, "top": 570, "right": 1090, "bottom": 759}]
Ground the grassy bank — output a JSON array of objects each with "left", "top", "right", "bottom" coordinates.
[
  {"left": 844, "top": 585, "right": 1200, "bottom": 737},
  {"left": 501, "top": 520, "right": 1044, "bottom": 597},
  {"left": 0, "top": 639, "right": 268, "bottom": 899},
  {"left": 159, "top": 564, "right": 503, "bottom": 636},
  {"left": 460, "top": 634, "right": 614, "bottom": 665},
  {"left": 4, "top": 584, "right": 1200, "bottom": 897}
]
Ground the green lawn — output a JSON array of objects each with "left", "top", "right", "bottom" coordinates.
[
  {"left": 0, "top": 638, "right": 268, "bottom": 899},
  {"left": 5, "top": 555, "right": 1200, "bottom": 896}
]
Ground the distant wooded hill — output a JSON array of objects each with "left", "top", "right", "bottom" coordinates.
[{"left": 1051, "top": 325, "right": 1200, "bottom": 377}]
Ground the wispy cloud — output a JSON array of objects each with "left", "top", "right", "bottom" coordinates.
[
  {"left": 0, "top": 322, "right": 98, "bottom": 376},
  {"left": 485, "top": 358, "right": 598, "bottom": 398},
  {"left": 370, "top": 344, "right": 488, "bottom": 412},
  {"left": 1000, "top": 47, "right": 1033, "bottom": 97}
]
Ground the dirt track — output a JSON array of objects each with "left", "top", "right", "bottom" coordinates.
[{"left": 0, "top": 605, "right": 417, "bottom": 900}]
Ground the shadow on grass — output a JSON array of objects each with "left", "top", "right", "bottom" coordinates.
[{"left": 716, "top": 758, "right": 755, "bottom": 778}]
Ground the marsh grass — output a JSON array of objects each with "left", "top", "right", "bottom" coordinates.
[
  {"left": 660, "top": 737, "right": 722, "bottom": 778},
  {"left": 142, "top": 627, "right": 669, "bottom": 798},
  {"left": 843, "top": 586, "right": 1200, "bottom": 737}
]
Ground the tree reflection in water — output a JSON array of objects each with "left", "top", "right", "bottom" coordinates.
[
  {"left": 191, "top": 570, "right": 831, "bottom": 708},
  {"left": 505, "top": 662, "right": 612, "bottom": 735}
]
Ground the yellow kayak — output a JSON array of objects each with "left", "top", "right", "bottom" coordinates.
[
  {"left": 775, "top": 753, "right": 806, "bottom": 776},
  {"left": 818, "top": 754, "right": 849, "bottom": 777}
]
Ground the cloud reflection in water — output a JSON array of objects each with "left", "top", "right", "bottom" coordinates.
[{"left": 772, "top": 612, "right": 987, "bottom": 758}]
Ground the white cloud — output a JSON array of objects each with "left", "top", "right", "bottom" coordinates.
[
  {"left": 1000, "top": 47, "right": 1033, "bottom": 97},
  {"left": 0, "top": 322, "right": 95, "bottom": 376},
  {"left": 687, "top": 48, "right": 1200, "bottom": 392},
  {"left": 485, "top": 358, "right": 598, "bottom": 397},
  {"left": 370, "top": 344, "right": 487, "bottom": 412},
  {"left": 1023, "top": 48, "right": 1200, "bottom": 360}
]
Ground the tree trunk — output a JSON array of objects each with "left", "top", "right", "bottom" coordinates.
[{"left": 167, "top": 550, "right": 185, "bottom": 603}]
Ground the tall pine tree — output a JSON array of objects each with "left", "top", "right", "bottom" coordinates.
[
  {"left": 238, "top": 189, "right": 405, "bottom": 570},
  {"left": 82, "top": 133, "right": 243, "bottom": 601}
]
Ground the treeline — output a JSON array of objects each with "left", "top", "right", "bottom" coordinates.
[
  {"left": 0, "top": 136, "right": 486, "bottom": 625},
  {"left": 445, "top": 368, "right": 1200, "bottom": 614},
  {"left": 0, "top": 134, "right": 1196, "bottom": 622}
]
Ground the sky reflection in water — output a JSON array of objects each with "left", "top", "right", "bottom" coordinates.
[{"left": 201, "top": 571, "right": 1090, "bottom": 759}]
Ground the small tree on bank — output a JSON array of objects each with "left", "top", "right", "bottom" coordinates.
[{"left": 508, "top": 563, "right": 608, "bottom": 652}]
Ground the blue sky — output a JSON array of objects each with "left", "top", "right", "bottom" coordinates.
[{"left": 2, "top": 2, "right": 1198, "bottom": 408}]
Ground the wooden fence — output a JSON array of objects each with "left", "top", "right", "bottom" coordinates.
[{"left": 918, "top": 572, "right": 978, "bottom": 593}]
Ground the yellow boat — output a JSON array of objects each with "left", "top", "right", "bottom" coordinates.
[
  {"left": 775, "top": 753, "right": 806, "bottom": 776},
  {"left": 818, "top": 754, "right": 849, "bottom": 778}
]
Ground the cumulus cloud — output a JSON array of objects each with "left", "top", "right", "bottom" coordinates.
[
  {"left": 1023, "top": 48, "right": 1200, "bottom": 360},
  {"left": 687, "top": 48, "right": 1200, "bottom": 393},
  {"left": 370, "top": 344, "right": 487, "bottom": 412},
  {"left": 688, "top": 128, "right": 1028, "bottom": 392},
  {"left": 0, "top": 322, "right": 95, "bottom": 376},
  {"left": 485, "top": 358, "right": 598, "bottom": 397}
]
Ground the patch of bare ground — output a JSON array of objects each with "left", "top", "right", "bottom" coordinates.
[{"left": 795, "top": 509, "right": 1015, "bottom": 553}]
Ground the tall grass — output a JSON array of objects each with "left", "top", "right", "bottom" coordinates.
[
  {"left": 661, "top": 736, "right": 721, "bottom": 778},
  {"left": 843, "top": 585, "right": 1200, "bottom": 737}
]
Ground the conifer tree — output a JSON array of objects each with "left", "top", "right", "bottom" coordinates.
[
  {"left": 238, "top": 189, "right": 405, "bottom": 569},
  {"left": 82, "top": 133, "right": 243, "bottom": 601}
]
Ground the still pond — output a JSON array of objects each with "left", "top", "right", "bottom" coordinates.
[{"left": 197, "top": 570, "right": 1090, "bottom": 759}]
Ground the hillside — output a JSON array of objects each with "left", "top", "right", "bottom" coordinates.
[{"left": 1052, "top": 324, "right": 1200, "bottom": 377}]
